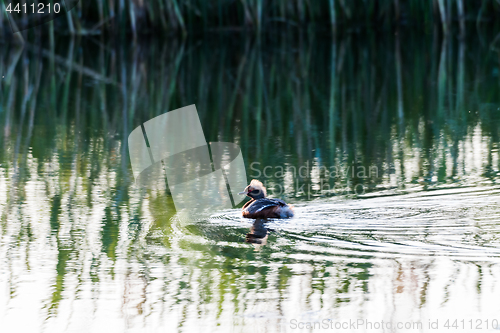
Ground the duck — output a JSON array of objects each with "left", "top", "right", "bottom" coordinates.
[{"left": 238, "top": 179, "right": 294, "bottom": 219}]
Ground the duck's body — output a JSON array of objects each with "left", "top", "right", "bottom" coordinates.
[
  {"left": 239, "top": 180, "right": 294, "bottom": 219},
  {"left": 242, "top": 198, "right": 294, "bottom": 218}
]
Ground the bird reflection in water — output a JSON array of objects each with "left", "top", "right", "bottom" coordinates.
[{"left": 245, "top": 219, "right": 271, "bottom": 247}]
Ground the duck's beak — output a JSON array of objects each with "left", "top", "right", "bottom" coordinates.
[{"left": 238, "top": 191, "right": 247, "bottom": 195}]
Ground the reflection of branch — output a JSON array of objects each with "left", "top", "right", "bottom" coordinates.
[
  {"left": 490, "top": 31, "right": 500, "bottom": 52},
  {"left": 395, "top": 34, "right": 404, "bottom": 124},
  {"left": 0, "top": 1, "right": 24, "bottom": 43},
  {"left": 457, "top": 0, "right": 465, "bottom": 39},
  {"left": 436, "top": 0, "right": 448, "bottom": 35},
  {"left": 3, "top": 45, "right": 23, "bottom": 84},
  {"left": 24, "top": 43, "right": 119, "bottom": 86}
]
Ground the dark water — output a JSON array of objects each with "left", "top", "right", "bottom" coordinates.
[{"left": 1, "top": 30, "right": 500, "bottom": 332}]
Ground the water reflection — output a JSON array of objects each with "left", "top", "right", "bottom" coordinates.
[
  {"left": 245, "top": 219, "right": 270, "bottom": 246},
  {"left": 1, "top": 29, "right": 500, "bottom": 332}
]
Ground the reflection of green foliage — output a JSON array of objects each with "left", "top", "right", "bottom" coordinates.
[
  {"left": 347, "top": 262, "right": 372, "bottom": 293},
  {"left": 50, "top": 195, "right": 62, "bottom": 234},
  {"left": 278, "top": 266, "right": 293, "bottom": 290},
  {"left": 101, "top": 207, "right": 118, "bottom": 260},
  {"left": 48, "top": 248, "right": 70, "bottom": 315}
]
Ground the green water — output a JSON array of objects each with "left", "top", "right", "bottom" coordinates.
[{"left": 1, "top": 30, "right": 500, "bottom": 332}]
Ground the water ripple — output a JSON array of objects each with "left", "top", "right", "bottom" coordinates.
[{"left": 207, "top": 186, "right": 500, "bottom": 262}]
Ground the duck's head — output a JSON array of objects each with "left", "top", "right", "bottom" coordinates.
[{"left": 238, "top": 179, "right": 267, "bottom": 199}]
